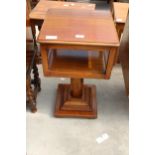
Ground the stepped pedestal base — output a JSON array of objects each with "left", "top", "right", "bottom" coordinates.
[{"left": 54, "top": 79, "right": 97, "bottom": 118}]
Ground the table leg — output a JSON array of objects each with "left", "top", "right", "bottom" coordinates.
[
  {"left": 26, "top": 77, "right": 37, "bottom": 113},
  {"left": 33, "top": 63, "right": 41, "bottom": 92},
  {"left": 114, "top": 23, "right": 124, "bottom": 64}
]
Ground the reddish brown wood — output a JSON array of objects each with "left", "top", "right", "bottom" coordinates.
[
  {"left": 29, "top": 0, "right": 96, "bottom": 20},
  {"left": 40, "top": 46, "right": 110, "bottom": 79},
  {"left": 113, "top": 2, "right": 129, "bottom": 24},
  {"left": 38, "top": 9, "right": 119, "bottom": 118},
  {"left": 114, "top": 23, "right": 124, "bottom": 63},
  {"left": 54, "top": 83, "right": 97, "bottom": 118},
  {"left": 71, "top": 78, "right": 83, "bottom": 98},
  {"left": 112, "top": 2, "right": 129, "bottom": 64},
  {"left": 119, "top": 15, "right": 129, "bottom": 95},
  {"left": 105, "top": 47, "right": 118, "bottom": 79},
  {"left": 29, "top": 1, "right": 96, "bottom": 64},
  {"left": 38, "top": 9, "right": 119, "bottom": 46}
]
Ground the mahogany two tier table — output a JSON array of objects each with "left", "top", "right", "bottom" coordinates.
[{"left": 37, "top": 9, "right": 119, "bottom": 118}]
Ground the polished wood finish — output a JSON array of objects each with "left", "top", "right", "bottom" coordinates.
[
  {"left": 55, "top": 75, "right": 97, "bottom": 118},
  {"left": 29, "top": 0, "right": 96, "bottom": 64},
  {"left": 38, "top": 9, "right": 119, "bottom": 47},
  {"left": 112, "top": 2, "right": 129, "bottom": 63},
  {"left": 38, "top": 9, "right": 119, "bottom": 118},
  {"left": 39, "top": 9, "right": 119, "bottom": 79},
  {"left": 29, "top": 1, "right": 96, "bottom": 20},
  {"left": 113, "top": 2, "right": 129, "bottom": 24},
  {"left": 119, "top": 15, "right": 129, "bottom": 95},
  {"left": 29, "top": 1, "right": 96, "bottom": 31},
  {"left": 54, "top": 83, "right": 97, "bottom": 118},
  {"left": 71, "top": 78, "right": 83, "bottom": 98},
  {"left": 40, "top": 48, "right": 113, "bottom": 79}
]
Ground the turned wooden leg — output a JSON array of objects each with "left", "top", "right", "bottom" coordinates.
[
  {"left": 33, "top": 63, "right": 41, "bottom": 91},
  {"left": 26, "top": 78, "right": 37, "bottom": 113}
]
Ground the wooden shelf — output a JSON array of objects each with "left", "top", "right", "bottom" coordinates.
[{"left": 45, "top": 50, "right": 109, "bottom": 79}]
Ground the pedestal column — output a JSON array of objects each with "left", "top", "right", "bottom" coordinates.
[{"left": 71, "top": 78, "right": 83, "bottom": 98}]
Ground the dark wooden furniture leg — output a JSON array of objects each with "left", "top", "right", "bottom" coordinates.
[
  {"left": 27, "top": 0, "right": 41, "bottom": 113},
  {"left": 32, "top": 63, "right": 41, "bottom": 92},
  {"left": 26, "top": 77, "right": 37, "bottom": 113}
]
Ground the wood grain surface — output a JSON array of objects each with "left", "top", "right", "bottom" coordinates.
[
  {"left": 29, "top": 0, "right": 96, "bottom": 20},
  {"left": 113, "top": 2, "right": 129, "bottom": 23},
  {"left": 37, "top": 9, "right": 119, "bottom": 47}
]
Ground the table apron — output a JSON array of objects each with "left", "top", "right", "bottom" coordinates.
[{"left": 39, "top": 43, "right": 118, "bottom": 51}]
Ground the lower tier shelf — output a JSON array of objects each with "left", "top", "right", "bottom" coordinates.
[{"left": 45, "top": 50, "right": 109, "bottom": 79}]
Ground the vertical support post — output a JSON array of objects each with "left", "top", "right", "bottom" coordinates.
[
  {"left": 40, "top": 44, "right": 49, "bottom": 76},
  {"left": 114, "top": 23, "right": 125, "bottom": 64},
  {"left": 105, "top": 47, "right": 117, "bottom": 79},
  {"left": 70, "top": 78, "right": 83, "bottom": 98}
]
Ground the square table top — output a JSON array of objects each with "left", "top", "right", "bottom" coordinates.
[
  {"left": 29, "top": 0, "right": 96, "bottom": 20},
  {"left": 113, "top": 2, "right": 129, "bottom": 23},
  {"left": 37, "top": 9, "right": 119, "bottom": 47}
]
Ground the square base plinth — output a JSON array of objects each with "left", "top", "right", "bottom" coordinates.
[{"left": 54, "top": 84, "right": 97, "bottom": 118}]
